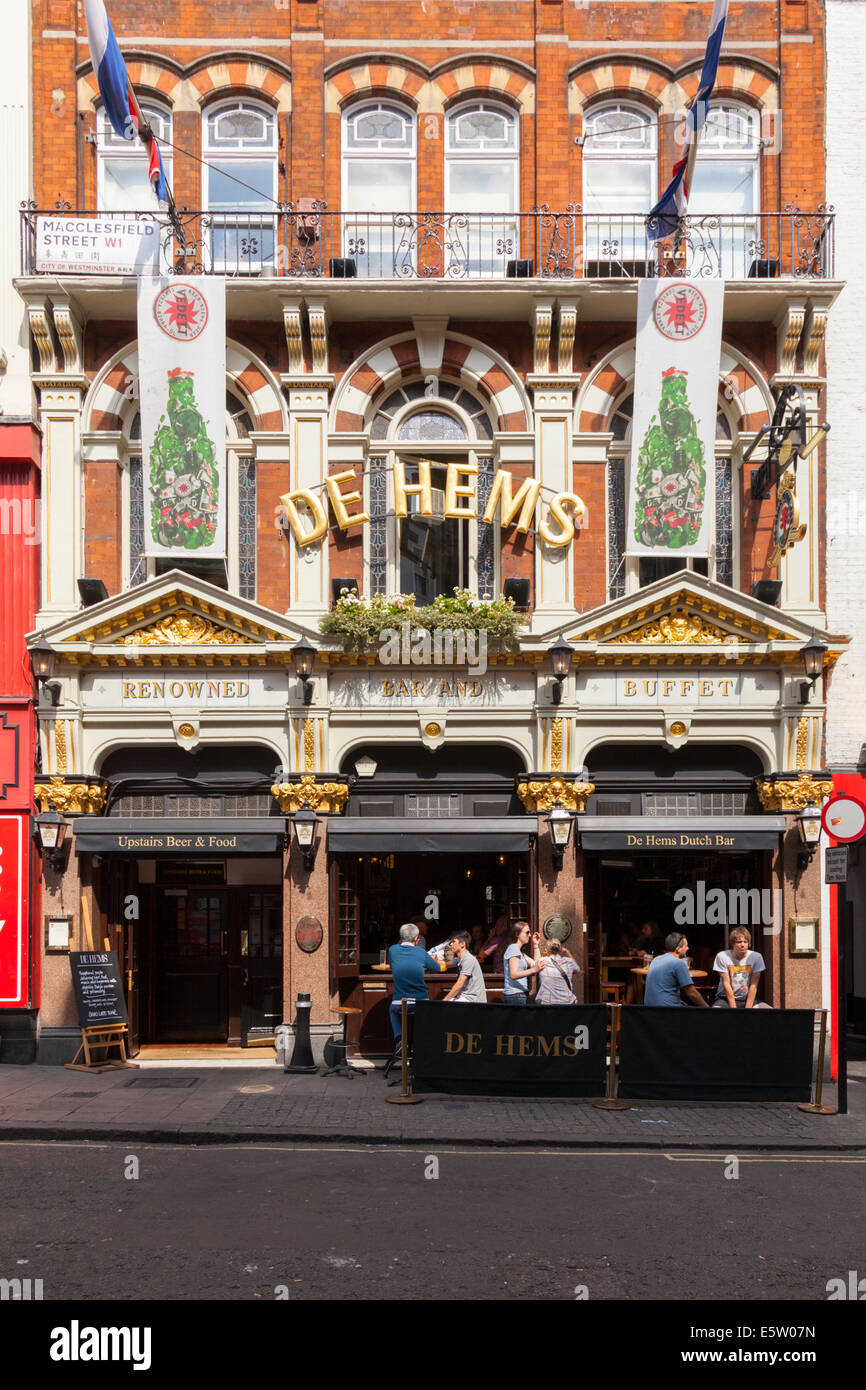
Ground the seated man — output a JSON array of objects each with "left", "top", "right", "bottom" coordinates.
[
  {"left": 643, "top": 932, "right": 709, "bottom": 1008},
  {"left": 712, "top": 927, "right": 772, "bottom": 1009},
  {"left": 388, "top": 922, "right": 445, "bottom": 1045}
]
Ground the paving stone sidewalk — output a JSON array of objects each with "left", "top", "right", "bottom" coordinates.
[{"left": 1, "top": 1061, "right": 864, "bottom": 1150}]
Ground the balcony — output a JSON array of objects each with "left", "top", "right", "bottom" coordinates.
[{"left": 21, "top": 204, "right": 836, "bottom": 282}]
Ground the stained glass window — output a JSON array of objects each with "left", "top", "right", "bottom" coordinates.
[
  {"left": 238, "top": 458, "right": 257, "bottom": 599},
  {"left": 368, "top": 455, "right": 388, "bottom": 596}
]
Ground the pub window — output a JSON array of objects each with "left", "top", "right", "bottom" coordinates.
[
  {"left": 126, "top": 388, "right": 257, "bottom": 596},
  {"left": 365, "top": 387, "right": 496, "bottom": 600},
  {"left": 582, "top": 101, "right": 656, "bottom": 270},
  {"left": 606, "top": 392, "right": 736, "bottom": 597},
  {"left": 203, "top": 100, "right": 278, "bottom": 271},
  {"left": 342, "top": 102, "right": 416, "bottom": 278},
  {"left": 97, "top": 101, "right": 173, "bottom": 212}
]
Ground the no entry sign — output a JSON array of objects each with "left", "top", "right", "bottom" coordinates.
[
  {"left": 821, "top": 795, "right": 866, "bottom": 844},
  {"left": 0, "top": 814, "right": 30, "bottom": 1008}
]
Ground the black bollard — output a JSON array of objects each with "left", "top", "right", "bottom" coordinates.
[{"left": 285, "top": 992, "right": 318, "bottom": 1074}]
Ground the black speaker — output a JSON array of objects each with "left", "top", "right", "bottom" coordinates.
[
  {"left": 747, "top": 258, "right": 780, "bottom": 279},
  {"left": 506, "top": 259, "right": 534, "bottom": 278},
  {"left": 329, "top": 257, "right": 357, "bottom": 278},
  {"left": 751, "top": 579, "right": 783, "bottom": 607},
  {"left": 332, "top": 577, "right": 359, "bottom": 607},
  {"left": 503, "top": 577, "right": 531, "bottom": 609}
]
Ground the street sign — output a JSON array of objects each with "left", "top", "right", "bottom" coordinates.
[
  {"left": 821, "top": 794, "right": 866, "bottom": 843},
  {"left": 825, "top": 846, "right": 849, "bottom": 885}
]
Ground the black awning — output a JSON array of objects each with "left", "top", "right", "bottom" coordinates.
[
  {"left": 326, "top": 816, "right": 538, "bottom": 853},
  {"left": 72, "top": 818, "right": 286, "bottom": 854},
  {"left": 578, "top": 815, "right": 786, "bottom": 852}
]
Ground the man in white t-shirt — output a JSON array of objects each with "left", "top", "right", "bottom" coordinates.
[
  {"left": 712, "top": 928, "right": 772, "bottom": 1009},
  {"left": 443, "top": 931, "right": 487, "bottom": 1004}
]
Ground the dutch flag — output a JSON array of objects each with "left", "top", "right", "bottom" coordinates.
[
  {"left": 83, "top": 0, "right": 137, "bottom": 142},
  {"left": 647, "top": 0, "right": 730, "bottom": 240}
]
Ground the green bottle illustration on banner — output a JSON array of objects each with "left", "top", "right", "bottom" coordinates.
[
  {"left": 633, "top": 367, "right": 706, "bottom": 549},
  {"left": 149, "top": 368, "right": 219, "bottom": 550}
]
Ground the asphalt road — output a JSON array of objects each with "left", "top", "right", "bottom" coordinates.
[{"left": 0, "top": 1141, "right": 863, "bottom": 1304}]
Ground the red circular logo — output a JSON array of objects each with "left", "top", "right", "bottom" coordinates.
[
  {"left": 153, "top": 283, "right": 209, "bottom": 342},
  {"left": 653, "top": 284, "right": 708, "bottom": 341},
  {"left": 296, "top": 916, "right": 324, "bottom": 953}
]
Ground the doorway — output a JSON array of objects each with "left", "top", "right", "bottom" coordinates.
[{"left": 140, "top": 881, "right": 283, "bottom": 1045}]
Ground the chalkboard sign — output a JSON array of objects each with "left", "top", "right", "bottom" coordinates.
[{"left": 69, "top": 951, "right": 129, "bottom": 1029}]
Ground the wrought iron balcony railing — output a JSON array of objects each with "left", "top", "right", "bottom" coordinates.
[{"left": 21, "top": 203, "right": 835, "bottom": 280}]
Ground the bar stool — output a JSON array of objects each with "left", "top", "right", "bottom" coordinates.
[
  {"left": 601, "top": 982, "right": 625, "bottom": 1046},
  {"left": 320, "top": 1006, "right": 363, "bottom": 1079}
]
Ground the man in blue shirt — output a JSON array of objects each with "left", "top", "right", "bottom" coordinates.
[
  {"left": 388, "top": 922, "right": 444, "bottom": 1043},
  {"left": 643, "top": 932, "right": 709, "bottom": 1008}
]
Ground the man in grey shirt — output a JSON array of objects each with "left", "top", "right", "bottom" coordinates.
[{"left": 443, "top": 930, "right": 487, "bottom": 1003}]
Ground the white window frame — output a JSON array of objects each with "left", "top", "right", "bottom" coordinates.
[
  {"left": 96, "top": 101, "right": 173, "bottom": 213},
  {"left": 341, "top": 101, "right": 417, "bottom": 277},
  {"left": 689, "top": 102, "right": 762, "bottom": 276},
  {"left": 202, "top": 99, "right": 279, "bottom": 272},
  {"left": 444, "top": 101, "right": 520, "bottom": 274},
  {"left": 582, "top": 101, "right": 657, "bottom": 265}
]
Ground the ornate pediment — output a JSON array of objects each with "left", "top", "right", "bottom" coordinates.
[
  {"left": 610, "top": 612, "right": 728, "bottom": 646},
  {"left": 30, "top": 570, "right": 311, "bottom": 665}
]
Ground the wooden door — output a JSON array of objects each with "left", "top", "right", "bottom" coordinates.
[{"left": 241, "top": 889, "right": 283, "bottom": 1043}]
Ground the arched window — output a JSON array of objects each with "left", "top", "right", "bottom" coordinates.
[
  {"left": 606, "top": 391, "right": 737, "bottom": 597},
  {"left": 689, "top": 103, "right": 761, "bottom": 275},
  {"left": 203, "top": 101, "right": 278, "bottom": 272},
  {"left": 97, "top": 102, "right": 173, "bottom": 212},
  {"left": 445, "top": 103, "right": 519, "bottom": 276},
  {"left": 582, "top": 102, "right": 656, "bottom": 270},
  {"left": 342, "top": 102, "right": 416, "bottom": 278},
  {"left": 365, "top": 382, "right": 496, "bottom": 599}
]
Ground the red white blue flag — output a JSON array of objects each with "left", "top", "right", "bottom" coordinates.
[
  {"left": 148, "top": 137, "right": 168, "bottom": 203},
  {"left": 647, "top": 0, "right": 730, "bottom": 239},
  {"left": 83, "top": 0, "right": 138, "bottom": 142}
]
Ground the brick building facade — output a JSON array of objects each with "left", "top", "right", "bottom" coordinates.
[{"left": 11, "top": 0, "right": 847, "bottom": 1062}]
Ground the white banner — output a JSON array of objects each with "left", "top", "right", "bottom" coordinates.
[
  {"left": 627, "top": 280, "right": 724, "bottom": 558},
  {"left": 35, "top": 216, "right": 160, "bottom": 275},
  {"left": 137, "top": 277, "right": 226, "bottom": 558}
]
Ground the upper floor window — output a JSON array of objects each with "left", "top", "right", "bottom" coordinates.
[
  {"left": 445, "top": 103, "right": 519, "bottom": 274},
  {"left": 97, "top": 103, "right": 173, "bottom": 212},
  {"left": 690, "top": 103, "right": 761, "bottom": 275},
  {"left": 342, "top": 102, "right": 416, "bottom": 277},
  {"left": 203, "top": 101, "right": 278, "bottom": 271},
  {"left": 582, "top": 102, "right": 656, "bottom": 267}
]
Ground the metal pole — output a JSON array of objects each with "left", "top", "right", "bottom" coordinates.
[
  {"left": 593, "top": 1003, "right": 629, "bottom": 1110},
  {"left": 838, "top": 885, "right": 849, "bottom": 1115},
  {"left": 385, "top": 998, "right": 423, "bottom": 1105},
  {"left": 798, "top": 1008, "right": 837, "bottom": 1115}
]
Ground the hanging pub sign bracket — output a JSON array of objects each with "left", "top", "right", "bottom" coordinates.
[{"left": 747, "top": 383, "right": 830, "bottom": 502}]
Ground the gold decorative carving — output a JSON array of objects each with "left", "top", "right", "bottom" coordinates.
[
  {"left": 424, "top": 722, "right": 442, "bottom": 738},
  {"left": 558, "top": 303, "right": 577, "bottom": 375},
  {"left": 122, "top": 611, "right": 252, "bottom": 646},
  {"left": 778, "top": 306, "right": 805, "bottom": 378},
  {"left": 52, "top": 305, "right": 82, "bottom": 375},
  {"left": 795, "top": 716, "right": 809, "bottom": 772},
  {"left": 534, "top": 303, "right": 552, "bottom": 375},
  {"left": 282, "top": 301, "right": 304, "bottom": 374},
  {"left": 669, "top": 721, "right": 687, "bottom": 737},
  {"left": 550, "top": 717, "right": 563, "bottom": 772},
  {"left": 177, "top": 722, "right": 196, "bottom": 739},
  {"left": 303, "top": 718, "right": 316, "bottom": 772},
  {"left": 271, "top": 775, "right": 349, "bottom": 814},
  {"left": 307, "top": 303, "right": 328, "bottom": 375},
  {"left": 803, "top": 307, "right": 828, "bottom": 379},
  {"left": 612, "top": 612, "right": 727, "bottom": 645},
  {"left": 755, "top": 775, "right": 833, "bottom": 812},
  {"left": 517, "top": 777, "right": 594, "bottom": 814},
  {"left": 35, "top": 777, "right": 107, "bottom": 814},
  {"left": 28, "top": 304, "right": 55, "bottom": 373},
  {"left": 54, "top": 721, "right": 68, "bottom": 774}
]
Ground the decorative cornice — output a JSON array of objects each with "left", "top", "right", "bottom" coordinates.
[
  {"left": 35, "top": 777, "right": 107, "bottom": 815},
  {"left": 271, "top": 775, "right": 350, "bottom": 814},
  {"left": 517, "top": 776, "right": 594, "bottom": 814},
  {"left": 755, "top": 775, "right": 833, "bottom": 812}
]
